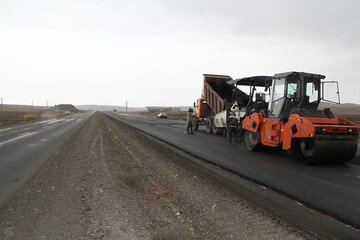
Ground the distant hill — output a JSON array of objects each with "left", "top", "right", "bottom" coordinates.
[
  {"left": 318, "top": 102, "right": 360, "bottom": 115},
  {"left": 76, "top": 105, "right": 146, "bottom": 112},
  {"left": 46, "top": 104, "right": 79, "bottom": 113},
  {"left": 76, "top": 105, "right": 192, "bottom": 112}
]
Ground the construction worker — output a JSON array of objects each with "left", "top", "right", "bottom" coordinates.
[
  {"left": 227, "top": 112, "right": 238, "bottom": 144},
  {"left": 186, "top": 108, "right": 195, "bottom": 134}
]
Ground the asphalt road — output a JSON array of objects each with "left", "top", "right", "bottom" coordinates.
[
  {"left": 0, "top": 111, "right": 94, "bottom": 207},
  {"left": 105, "top": 111, "right": 360, "bottom": 230}
]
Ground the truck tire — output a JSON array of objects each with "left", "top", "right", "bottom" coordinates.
[
  {"left": 206, "top": 118, "right": 213, "bottom": 134},
  {"left": 212, "top": 121, "right": 218, "bottom": 135},
  {"left": 194, "top": 122, "right": 199, "bottom": 131}
]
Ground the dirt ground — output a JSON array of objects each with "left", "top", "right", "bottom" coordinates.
[{"left": 0, "top": 112, "right": 305, "bottom": 240}]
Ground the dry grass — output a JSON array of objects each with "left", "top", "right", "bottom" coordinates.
[
  {"left": 119, "top": 162, "right": 143, "bottom": 191},
  {"left": 151, "top": 225, "right": 195, "bottom": 240},
  {"left": 0, "top": 111, "right": 66, "bottom": 126},
  {"left": 152, "top": 183, "right": 172, "bottom": 201}
]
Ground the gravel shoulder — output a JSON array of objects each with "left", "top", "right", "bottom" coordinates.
[{"left": 0, "top": 112, "right": 306, "bottom": 239}]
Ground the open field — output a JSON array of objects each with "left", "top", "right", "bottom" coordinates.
[
  {"left": 0, "top": 104, "right": 82, "bottom": 126},
  {"left": 0, "top": 111, "right": 67, "bottom": 126}
]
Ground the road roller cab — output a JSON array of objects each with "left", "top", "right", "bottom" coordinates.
[{"left": 242, "top": 71, "right": 360, "bottom": 163}]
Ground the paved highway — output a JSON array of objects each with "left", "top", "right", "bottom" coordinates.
[
  {"left": 0, "top": 111, "right": 94, "bottom": 207},
  {"left": 105, "top": 111, "right": 360, "bottom": 229}
]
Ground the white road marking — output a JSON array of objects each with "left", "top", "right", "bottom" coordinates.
[
  {"left": 0, "top": 128, "right": 12, "bottom": 133},
  {"left": 32, "top": 119, "right": 54, "bottom": 125},
  {"left": 45, "top": 119, "right": 65, "bottom": 124},
  {"left": 299, "top": 172, "right": 360, "bottom": 195},
  {"left": 27, "top": 138, "right": 48, "bottom": 147},
  {"left": 0, "top": 132, "right": 38, "bottom": 147},
  {"left": 32, "top": 119, "right": 65, "bottom": 125}
]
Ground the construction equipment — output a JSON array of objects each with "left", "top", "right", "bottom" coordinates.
[
  {"left": 242, "top": 71, "right": 360, "bottom": 163},
  {"left": 193, "top": 74, "right": 272, "bottom": 136},
  {"left": 193, "top": 74, "right": 234, "bottom": 135}
]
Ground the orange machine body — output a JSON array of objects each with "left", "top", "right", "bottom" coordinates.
[{"left": 242, "top": 113, "right": 360, "bottom": 150}]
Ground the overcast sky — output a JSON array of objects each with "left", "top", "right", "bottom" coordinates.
[{"left": 1, "top": 0, "right": 359, "bottom": 107}]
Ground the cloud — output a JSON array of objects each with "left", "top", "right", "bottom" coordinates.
[{"left": 0, "top": 0, "right": 359, "bottom": 105}]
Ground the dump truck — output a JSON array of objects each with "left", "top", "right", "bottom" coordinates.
[
  {"left": 193, "top": 74, "right": 234, "bottom": 135},
  {"left": 242, "top": 71, "right": 360, "bottom": 163},
  {"left": 193, "top": 74, "right": 273, "bottom": 136}
]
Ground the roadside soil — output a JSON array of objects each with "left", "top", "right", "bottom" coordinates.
[{"left": 0, "top": 112, "right": 305, "bottom": 239}]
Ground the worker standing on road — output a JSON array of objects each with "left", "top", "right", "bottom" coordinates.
[
  {"left": 227, "top": 112, "right": 238, "bottom": 144},
  {"left": 186, "top": 108, "right": 195, "bottom": 134}
]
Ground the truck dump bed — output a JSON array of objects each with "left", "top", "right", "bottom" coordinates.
[{"left": 203, "top": 74, "right": 235, "bottom": 115}]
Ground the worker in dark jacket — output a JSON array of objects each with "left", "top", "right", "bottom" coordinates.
[
  {"left": 227, "top": 112, "right": 238, "bottom": 144},
  {"left": 186, "top": 108, "right": 195, "bottom": 134}
]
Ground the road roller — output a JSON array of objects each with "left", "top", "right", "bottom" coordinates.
[{"left": 242, "top": 71, "right": 360, "bottom": 164}]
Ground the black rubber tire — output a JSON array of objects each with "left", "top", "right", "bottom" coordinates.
[
  {"left": 244, "top": 130, "right": 260, "bottom": 151},
  {"left": 212, "top": 121, "right": 218, "bottom": 135},
  {"left": 220, "top": 128, "right": 227, "bottom": 137},
  {"left": 206, "top": 118, "right": 213, "bottom": 134},
  {"left": 291, "top": 139, "right": 311, "bottom": 164}
]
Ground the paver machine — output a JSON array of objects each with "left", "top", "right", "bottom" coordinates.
[{"left": 242, "top": 71, "right": 360, "bottom": 163}]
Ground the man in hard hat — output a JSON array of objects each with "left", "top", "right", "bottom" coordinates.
[
  {"left": 227, "top": 112, "right": 239, "bottom": 144},
  {"left": 186, "top": 108, "right": 195, "bottom": 134}
]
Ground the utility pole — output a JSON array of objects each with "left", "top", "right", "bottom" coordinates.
[
  {"left": 126, "top": 101, "right": 128, "bottom": 113},
  {"left": 46, "top": 100, "right": 48, "bottom": 109},
  {"left": 31, "top": 100, "right": 34, "bottom": 113}
]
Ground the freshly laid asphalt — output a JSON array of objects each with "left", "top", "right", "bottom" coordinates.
[
  {"left": 0, "top": 111, "right": 94, "bottom": 207},
  {"left": 105, "top": 111, "right": 360, "bottom": 230}
]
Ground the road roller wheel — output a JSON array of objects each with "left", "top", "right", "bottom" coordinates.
[
  {"left": 292, "top": 137, "right": 357, "bottom": 164},
  {"left": 244, "top": 130, "right": 260, "bottom": 151},
  {"left": 292, "top": 139, "right": 315, "bottom": 164}
]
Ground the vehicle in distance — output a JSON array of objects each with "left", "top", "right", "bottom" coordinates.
[{"left": 157, "top": 111, "right": 167, "bottom": 119}]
